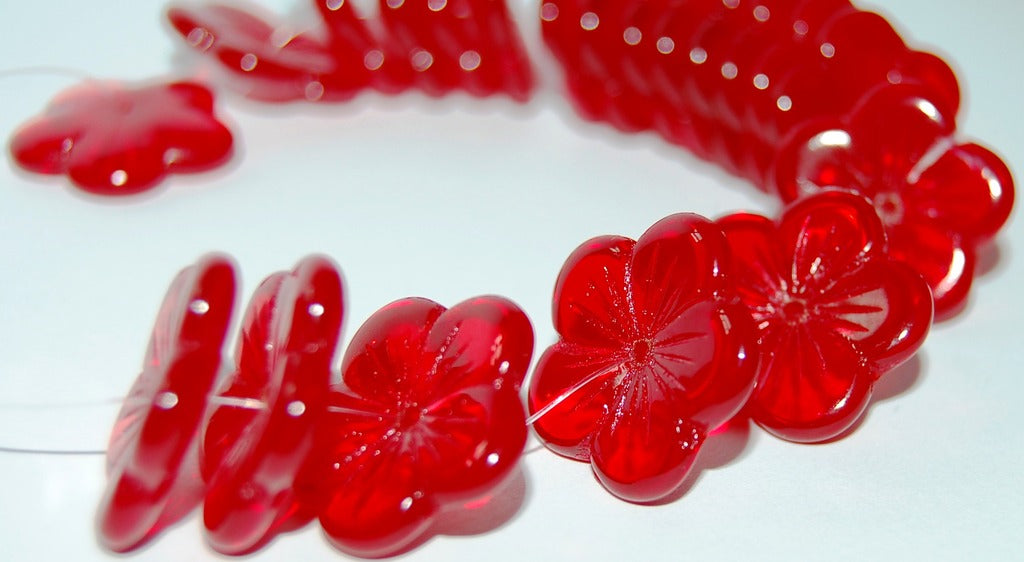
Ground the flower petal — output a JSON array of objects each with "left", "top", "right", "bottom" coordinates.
[
  {"left": 423, "top": 385, "right": 527, "bottom": 500},
  {"left": 340, "top": 298, "right": 445, "bottom": 403},
  {"left": 630, "top": 213, "right": 731, "bottom": 332},
  {"left": 591, "top": 401, "right": 704, "bottom": 504},
  {"left": 888, "top": 221, "right": 973, "bottom": 319},
  {"left": 773, "top": 85, "right": 957, "bottom": 202},
  {"left": 843, "top": 85, "right": 956, "bottom": 180},
  {"left": 421, "top": 296, "right": 534, "bottom": 395},
  {"left": 894, "top": 50, "right": 961, "bottom": 115},
  {"left": 319, "top": 448, "right": 437, "bottom": 558},
  {"left": 528, "top": 342, "right": 619, "bottom": 460},
  {"left": 911, "top": 142, "right": 1015, "bottom": 242},
  {"left": 751, "top": 324, "right": 874, "bottom": 443},
  {"left": 656, "top": 300, "right": 760, "bottom": 429},
  {"left": 553, "top": 235, "right": 637, "bottom": 348},
  {"left": 714, "top": 212, "right": 788, "bottom": 326},
  {"left": 817, "top": 260, "right": 932, "bottom": 373},
  {"left": 8, "top": 115, "right": 85, "bottom": 174},
  {"left": 777, "top": 191, "right": 888, "bottom": 296}
]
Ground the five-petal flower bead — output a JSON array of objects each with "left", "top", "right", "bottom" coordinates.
[
  {"left": 717, "top": 190, "right": 933, "bottom": 442},
  {"left": 774, "top": 85, "right": 1014, "bottom": 318},
  {"left": 98, "top": 254, "right": 236, "bottom": 552},
  {"left": 201, "top": 255, "right": 344, "bottom": 555},
  {"left": 10, "top": 81, "right": 233, "bottom": 194},
  {"left": 528, "top": 214, "right": 759, "bottom": 503},
  {"left": 312, "top": 296, "right": 534, "bottom": 557}
]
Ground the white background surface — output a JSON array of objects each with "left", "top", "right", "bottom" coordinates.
[{"left": 0, "top": 0, "right": 1020, "bottom": 560}]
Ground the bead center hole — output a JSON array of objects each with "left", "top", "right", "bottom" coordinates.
[
  {"left": 781, "top": 299, "right": 808, "bottom": 323},
  {"left": 631, "top": 339, "right": 653, "bottom": 363},
  {"left": 874, "top": 192, "right": 905, "bottom": 225},
  {"left": 397, "top": 404, "right": 424, "bottom": 428}
]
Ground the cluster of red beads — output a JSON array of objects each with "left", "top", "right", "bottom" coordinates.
[
  {"left": 98, "top": 255, "right": 534, "bottom": 557},
  {"left": 3, "top": 0, "right": 1014, "bottom": 555},
  {"left": 541, "top": 0, "right": 956, "bottom": 185},
  {"left": 540, "top": 0, "right": 1014, "bottom": 318},
  {"left": 168, "top": 0, "right": 534, "bottom": 102}
]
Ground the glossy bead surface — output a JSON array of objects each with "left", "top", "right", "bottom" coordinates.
[
  {"left": 774, "top": 86, "right": 1015, "bottom": 318},
  {"left": 539, "top": 0, "right": 961, "bottom": 186},
  {"left": 97, "top": 255, "right": 236, "bottom": 552},
  {"left": 167, "top": 0, "right": 533, "bottom": 101},
  {"left": 379, "top": 0, "right": 534, "bottom": 100},
  {"left": 528, "top": 214, "right": 759, "bottom": 502},
  {"left": 202, "top": 256, "right": 344, "bottom": 555},
  {"left": 9, "top": 81, "right": 233, "bottom": 194},
  {"left": 718, "top": 191, "right": 933, "bottom": 442},
  {"left": 314, "top": 296, "right": 533, "bottom": 557},
  {"left": 168, "top": 3, "right": 347, "bottom": 102}
]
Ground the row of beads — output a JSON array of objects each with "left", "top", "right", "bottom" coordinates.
[
  {"left": 540, "top": 0, "right": 1014, "bottom": 319},
  {"left": 169, "top": 0, "right": 534, "bottom": 101},
  {"left": 540, "top": 0, "right": 958, "bottom": 186},
  {"left": 100, "top": 191, "right": 935, "bottom": 555},
  {"left": 99, "top": 254, "right": 533, "bottom": 558}
]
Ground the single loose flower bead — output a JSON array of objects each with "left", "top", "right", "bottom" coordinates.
[
  {"left": 528, "top": 214, "right": 759, "bottom": 503},
  {"left": 717, "top": 190, "right": 933, "bottom": 443},
  {"left": 97, "top": 254, "right": 237, "bottom": 552},
  {"left": 312, "top": 296, "right": 533, "bottom": 558},
  {"left": 774, "top": 85, "right": 1014, "bottom": 318},
  {"left": 201, "top": 256, "right": 344, "bottom": 555},
  {"left": 9, "top": 81, "right": 233, "bottom": 195}
]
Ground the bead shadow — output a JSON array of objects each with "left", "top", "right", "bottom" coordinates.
[
  {"left": 358, "top": 465, "right": 530, "bottom": 558},
  {"left": 543, "top": 89, "right": 770, "bottom": 204},
  {"left": 976, "top": 238, "right": 1006, "bottom": 279},
  {"left": 931, "top": 241, "right": 1007, "bottom": 322},
  {"left": 870, "top": 352, "right": 926, "bottom": 405},
  {"left": 816, "top": 352, "right": 926, "bottom": 444},
  {"left": 643, "top": 415, "right": 755, "bottom": 506}
]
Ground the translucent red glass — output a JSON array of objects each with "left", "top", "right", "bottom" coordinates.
[
  {"left": 717, "top": 191, "right": 933, "bottom": 442},
  {"left": 540, "top": 0, "right": 1013, "bottom": 320},
  {"left": 201, "top": 256, "right": 344, "bottom": 555},
  {"left": 540, "top": 0, "right": 960, "bottom": 186},
  {"left": 314, "top": 296, "right": 533, "bottom": 557},
  {"left": 528, "top": 214, "right": 759, "bottom": 502},
  {"left": 167, "top": 3, "right": 347, "bottom": 102},
  {"left": 9, "top": 81, "right": 233, "bottom": 195},
  {"left": 54, "top": 0, "right": 1015, "bottom": 553},
  {"left": 167, "top": 0, "right": 534, "bottom": 102},
  {"left": 773, "top": 86, "right": 1014, "bottom": 318},
  {"left": 97, "top": 255, "right": 236, "bottom": 552}
]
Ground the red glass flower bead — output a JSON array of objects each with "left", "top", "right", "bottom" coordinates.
[
  {"left": 97, "top": 254, "right": 237, "bottom": 552},
  {"left": 201, "top": 255, "right": 344, "bottom": 555},
  {"left": 717, "top": 190, "right": 933, "bottom": 443},
  {"left": 528, "top": 214, "right": 759, "bottom": 503},
  {"left": 9, "top": 81, "right": 233, "bottom": 195},
  {"left": 313, "top": 296, "right": 533, "bottom": 557},
  {"left": 773, "top": 86, "right": 1015, "bottom": 318}
]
